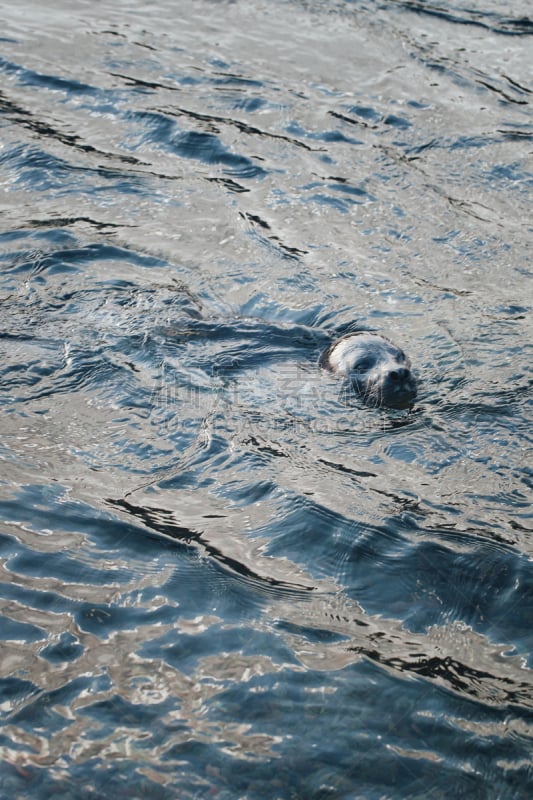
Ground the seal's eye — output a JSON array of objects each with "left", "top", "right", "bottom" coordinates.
[{"left": 353, "top": 360, "right": 371, "bottom": 372}]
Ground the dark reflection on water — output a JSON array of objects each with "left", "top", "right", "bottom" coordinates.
[{"left": 0, "top": 0, "right": 532, "bottom": 797}]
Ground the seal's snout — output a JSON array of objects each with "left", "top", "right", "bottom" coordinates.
[
  {"left": 383, "top": 365, "right": 417, "bottom": 407},
  {"left": 390, "top": 367, "right": 410, "bottom": 381}
]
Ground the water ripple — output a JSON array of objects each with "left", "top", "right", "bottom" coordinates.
[{"left": 1, "top": 0, "right": 532, "bottom": 797}]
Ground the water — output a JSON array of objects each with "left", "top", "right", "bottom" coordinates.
[{"left": 0, "top": 0, "right": 532, "bottom": 797}]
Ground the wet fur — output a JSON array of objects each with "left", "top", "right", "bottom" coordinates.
[{"left": 320, "top": 332, "right": 417, "bottom": 409}]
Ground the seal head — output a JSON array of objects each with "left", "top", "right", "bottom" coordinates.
[{"left": 320, "top": 332, "right": 417, "bottom": 409}]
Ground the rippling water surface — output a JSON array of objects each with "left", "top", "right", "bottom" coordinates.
[{"left": 1, "top": 0, "right": 532, "bottom": 797}]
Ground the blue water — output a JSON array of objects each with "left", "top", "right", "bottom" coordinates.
[{"left": 0, "top": 0, "right": 532, "bottom": 797}]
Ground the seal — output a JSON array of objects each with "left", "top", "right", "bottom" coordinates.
[{"left": 320, "top": 331, "right": 417, "bottom": 408}]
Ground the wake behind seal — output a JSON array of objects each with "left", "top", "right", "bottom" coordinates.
[{"left": 320, "top": 331, "right": 417, "bottom": 409}]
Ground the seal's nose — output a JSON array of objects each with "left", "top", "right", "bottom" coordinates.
[{"left": 390, "top": 367, "right": 409, "bottom": 381}]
